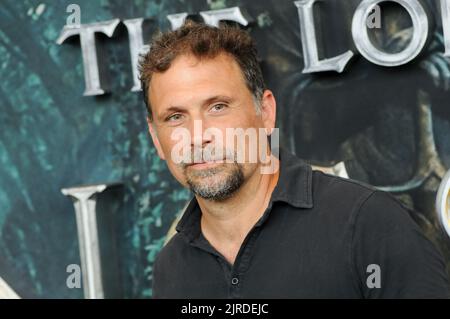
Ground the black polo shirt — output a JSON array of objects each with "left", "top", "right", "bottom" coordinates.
[{"left": 152, "top": 148, "right": 450, "bottom": 298}]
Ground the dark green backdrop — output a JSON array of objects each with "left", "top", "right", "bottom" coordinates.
[{"left": 0, "top": 0, "right": 449, "bottom": 298}]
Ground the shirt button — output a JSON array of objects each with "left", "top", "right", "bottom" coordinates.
[{"left": 231, "top": 277, "right": 239, "bottom": 285}]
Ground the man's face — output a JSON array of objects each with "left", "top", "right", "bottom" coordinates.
[{"left": 147, "top": 52, "right": 276, "bottom": 201}]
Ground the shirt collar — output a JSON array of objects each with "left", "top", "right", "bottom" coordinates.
[
  {"left": 175, "top": 147, "right": 314, "bottom": 241},
  {"left": 270, "top": 147, "right": 314, "bottom": 209}
]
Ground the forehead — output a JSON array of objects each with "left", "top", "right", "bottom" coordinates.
[{"left": 148, "top": 53, "right": 249, "bottom": 106}]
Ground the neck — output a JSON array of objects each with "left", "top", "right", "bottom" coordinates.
[{"left": 197, "top": 159, "right": 280, "bottom": 265}]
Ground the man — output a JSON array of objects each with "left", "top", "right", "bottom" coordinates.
[{"left": 139, "top": 21, "right": 450, "bottom": 298}]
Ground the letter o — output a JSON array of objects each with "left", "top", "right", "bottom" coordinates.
[
  {"left": 352, "top": 0, "right": 429, "bottom": 66},
  {"left": 436, "top": 170, "right": 450, "bottom": 238}
]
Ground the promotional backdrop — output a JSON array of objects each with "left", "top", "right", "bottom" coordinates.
[{"left": 0, "top": 0, "right": 449, "bottom": 298}]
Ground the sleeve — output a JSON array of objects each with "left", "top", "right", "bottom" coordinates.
[{"left": 352, "top": 190, "right": 450, "bottom": 299}]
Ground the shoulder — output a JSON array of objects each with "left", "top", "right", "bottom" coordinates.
[
  {"left": 154, "top": 232, "right": 188, "bottom": 271},
  {"left": 312, "top": 169, "right": 377, "bottom": 199},
  {"left": 310, "top": 170, "right": 419, "bottom": 232},
  {"left": 311, "top": 170, "right": 379, "bottom": 218}
]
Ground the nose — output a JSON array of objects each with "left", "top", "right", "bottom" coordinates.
[{"left": 189, "top": 119, "right": 213, "bottom": 149}]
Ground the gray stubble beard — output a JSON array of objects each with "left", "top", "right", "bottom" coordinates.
[{"left": 184, "top": 163, "right": 245, "bottom": 201}]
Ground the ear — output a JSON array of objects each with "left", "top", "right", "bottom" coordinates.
[
  {"left": 260, "top": 90, "right": 277, "bottom": 135},
  {"left": 147, "top": 117, "right": 166, "bottom": 160}
]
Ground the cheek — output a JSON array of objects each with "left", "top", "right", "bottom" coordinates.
[
  {"left": 156, "top": 129, "right": 180, "bottom": 156},
  {"left": 156, "top": 130, "right": 189, "bottom": 180},
  {"left": 211, "top": 115, "right": 259, "bottom": 136},
  {"left": 233, "top": 111, "right": 263, "bottom": 130},
  {"left": 166, "top": 160, "right": 189, "bottom": 186}
]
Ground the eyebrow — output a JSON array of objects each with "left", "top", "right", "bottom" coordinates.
[
  {"left": 202, "top": 95, "right": 234, "bottom": 107},
  {"left": 158, "top": 106, "right": 187, "bottom": 121},
  {"left": 157, "top": 95, "right": 234, "bottom": 121}
]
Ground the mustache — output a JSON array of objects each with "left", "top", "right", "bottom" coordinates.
[{"left": 179, "top": 147, "right": 237, "bottom": 167}]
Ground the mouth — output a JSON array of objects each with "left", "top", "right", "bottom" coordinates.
[{"left": 187, "top": 160, "right": 224, "bottom": 169}]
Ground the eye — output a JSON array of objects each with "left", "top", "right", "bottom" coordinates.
[
  {"left": 166, "top": 113, "right": 183, "bottom": 122},
  {"left": 210, "top": 103, "right": 227, "bottom": 113}
]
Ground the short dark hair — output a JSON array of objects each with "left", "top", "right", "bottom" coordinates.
[{"left": 138, "top": 20, "right": 266, "bottom": 120}]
